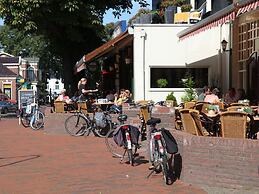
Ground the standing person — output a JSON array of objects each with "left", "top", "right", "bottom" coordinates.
[{"left": 78, "top": 78, "right": 98, "bottom": 101}]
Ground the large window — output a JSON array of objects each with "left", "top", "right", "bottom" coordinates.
[
  {"left": 150, "top": 68, "right": 208, "bottom": 88},
  {"left": 26, "top": 66, "right": 36, "bottom": 81}
]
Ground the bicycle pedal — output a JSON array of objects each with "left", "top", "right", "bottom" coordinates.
[{"left": 148, "top": 165, "right": 155, "bottom": 170}]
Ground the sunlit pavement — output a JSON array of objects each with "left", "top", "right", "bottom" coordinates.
[{"left": 0, "top": 117, "right": 207, "bottom": 194}]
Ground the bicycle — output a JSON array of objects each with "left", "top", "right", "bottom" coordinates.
[
  {"left": 146, "top": 117, "right": 171, "bottom": 185},
  {"left": 64, "top": 105, "right": 113, "bottom": 137},
  {"left": 19, "top": 96, "right": 45, "bottom": 130},
  {"left": 105, "top": 114, "right": 141, "bottom": 166}
]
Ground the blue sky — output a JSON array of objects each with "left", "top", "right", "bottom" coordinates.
[{"left": 103, "top": 0, "right": 152, "bottom": 24}]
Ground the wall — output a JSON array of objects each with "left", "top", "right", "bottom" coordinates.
[
  {"left": 133, "top": 24, "right": 191, "bottom": 103},
  {"left": 172, "top": 129, "right": 259, "bottom": 189}
]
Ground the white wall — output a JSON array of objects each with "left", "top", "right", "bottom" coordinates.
[
  {"left": 133, "top": 24, "right": 191, "bottom": 103},
  {"left": 47, "top": 78, "right": 64, "bottom": 97},
  {"left": 132, "top": 23, "right": 231, "bottom": 103}
]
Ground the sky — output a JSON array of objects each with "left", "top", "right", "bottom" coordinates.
[{"left": 103, "top": 0, "right": 152, "bottom": 24}]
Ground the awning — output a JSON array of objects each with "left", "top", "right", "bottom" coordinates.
[
  {"left": 75, "top": 31, "right": 133, "bottom": 73},
  {"left": 178, "top": 0, "right": 259, "bottom": 41}
]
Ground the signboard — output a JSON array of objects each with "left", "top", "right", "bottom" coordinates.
[{"left": 18, "top": 89, "right": 36, "bottom": 109}]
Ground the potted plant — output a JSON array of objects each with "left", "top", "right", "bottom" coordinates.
[
  {"left": 166, "top": 92, "right": 177, "bottom": 107},
  {"left": 180, "top": 74, "right": 197, "bottom": 102},
  {"left": 181, "top": 4, "right": 192, "bottom": 12},
  {"left": 157, "top": 78, "right": 168, "bottom": 88}
]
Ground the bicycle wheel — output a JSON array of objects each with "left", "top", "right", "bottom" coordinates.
[
  {"left": 94, "top": 120, "right": 112, "bottom": 138},
  {"left": 30, "top": 111, "right": 45, "bottom": 130},
  {"left": 161, "top": 154, "right": 170, "bottom": 185},
  {"left": 105, "top": 129, "right": 125, "bottom": 158},
  {"left": 21, "top": 115, "right": 30, "bottom": 128},
  {"left": 65, "top": 114, "right": 90, "bottom": 136}
]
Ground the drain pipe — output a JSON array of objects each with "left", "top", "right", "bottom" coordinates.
[{"left": 140, "top": 29, "right": 147, "bottom": 100}]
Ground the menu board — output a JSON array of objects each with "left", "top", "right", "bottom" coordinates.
[{"left": 18, "top": 89, "right": 36, "bottom": 109}]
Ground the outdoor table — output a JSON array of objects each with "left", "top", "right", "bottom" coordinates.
[{"left": 92, "top": 102, "right": 114, "bottom": 111}]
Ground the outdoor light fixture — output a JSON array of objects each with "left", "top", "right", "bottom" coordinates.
[{"left": 221, "top": 39, "right": 228, "bottom": 52}]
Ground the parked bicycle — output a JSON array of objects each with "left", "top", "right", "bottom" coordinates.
[
  {"left": 64, "top": 105, "right": 113, "bottom": 137},
  {"left": 105, "top": 114, "right": 140, "bottom": 166},
  {"left": 19, "top": 96, "right": 45, "bottom": 130},
  {"left": 146, "top": 117, "right": 178, "bottom": 185}
]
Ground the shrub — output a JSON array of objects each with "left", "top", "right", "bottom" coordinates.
[{"left": 157, "top": 78, "right": 168, "bottom": 88}]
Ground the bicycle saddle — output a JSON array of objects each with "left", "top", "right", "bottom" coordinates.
[
  {"left": 117, "top": 114, "right": 128, "bottom": 122},
  {"left": 147, "top": 118, "right": 161, "bottom": 125}
]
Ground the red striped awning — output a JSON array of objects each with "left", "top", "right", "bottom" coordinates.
[{"left": 179, "top": 0, "right": 259, "bottom": 41}]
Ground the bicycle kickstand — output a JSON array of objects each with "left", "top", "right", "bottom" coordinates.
[
  {"left": 120, "top": 149, "right": 127, "bottom": 163},
  {"left": 146, "top": 163, "right": 160, "bottom": 179}
]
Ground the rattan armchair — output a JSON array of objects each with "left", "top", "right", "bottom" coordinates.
[
  {"left": 219, "top": 111, "right": 248, "bottom": 138},
  {"left": 227, "top": 106, "right": 245, "bottom": 111},
  {"left": 179, "top": 109, "right": 202, "bottom": 136}
]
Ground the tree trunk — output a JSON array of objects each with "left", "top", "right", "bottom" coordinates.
[{"left": 62, "top": 54, "right": 77, "bottom": 97}]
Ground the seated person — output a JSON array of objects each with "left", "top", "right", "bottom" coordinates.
[
  {"left": 106, "top": 90, "right": 115, "bottom": 102},
  {"left": 223, "top": 88, "right": 238, "bottom": 104},
  {"left": 204, "top": 88, "right": 220, "bottom": 104},
  {"left": 55, "top": 89, "right": 70, "bottom": 103},
  {"left": 197, "top": 86, "right": 210, "bottom": 102},
  {"left": 124, "top": 89, "right": 132, "bottom": 103},
  {"left": 109, "top": 89, "right": 127, "bottom": 114}
]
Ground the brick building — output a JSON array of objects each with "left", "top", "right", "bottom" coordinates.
[{"left": 0, "top": 52, "right": 39, "bottom": 102}]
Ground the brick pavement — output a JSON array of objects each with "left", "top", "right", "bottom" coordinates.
[{"left": 0, "top": 116, "right": 207, "bottom": 194}]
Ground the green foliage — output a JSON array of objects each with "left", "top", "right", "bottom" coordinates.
[
  {"left": 207, "top": 104, "right": 217, "bottom": 111},
  {"left": 181, "top": 74, "right": 197, "bottom": 102},
  {"left": 157, "top": 78, "right": 168, "bottom": 88},
  {"left": 160, "top": 0, "right": 186, "bottom": 8},
  {"left": 166, "top": 92, "right": 176, "bottom": 101},
  {"left": 181, "top": 4, "right": 192, "bottom": 12},
  {"left": 0, "top": 0, "right": 148, "bottom": 90}
]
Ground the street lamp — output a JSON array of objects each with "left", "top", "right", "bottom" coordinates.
[{"left": 221, "top": 39, "right": 228, "bottom": 52}]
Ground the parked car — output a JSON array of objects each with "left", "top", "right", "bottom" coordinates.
[
  {"left": 0, "top": 93, "right": 16, "bottom": 103},
  {"left": 0, "top": 101, "right": 18, "bottom": 114}
]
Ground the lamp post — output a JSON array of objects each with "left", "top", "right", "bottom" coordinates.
[{"left": 220, "top": 39, "right": 232, "bottom": 92}]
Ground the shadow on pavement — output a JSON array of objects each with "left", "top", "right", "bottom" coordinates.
[{"left": 0, "top": 154, "right": 41, "bottom": 168}]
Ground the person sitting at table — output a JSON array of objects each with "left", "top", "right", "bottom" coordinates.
[
  {"left": 204, "top": 88, "right": 220, "bottom": 104},
  {"left": 106, "top": 90, "right": 115, "bottom": 102},
  {"left": 236, "top": 88, "right": 246, "bottom": 101},
  {"left": 197, "top": 86, "right": 210, "bottom": 102},
  {"left": 124, "top": 89, "right": 133, "bottom": 103},
  {"left": 109, "top": 89, "right": 127, "bottom": 114},
  {"left": 223, "top": 88, "right": 238, "bottom": 104},
  {"left": 55, "top": 89, "right": 70, "bottom": 103}
]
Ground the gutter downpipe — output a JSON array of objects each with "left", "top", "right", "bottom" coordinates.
[{"left": 140, "top": 29, "right": 147, "bottom": 100}]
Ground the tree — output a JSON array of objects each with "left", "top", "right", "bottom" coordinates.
[{"left": 0, "top": 0, "right": 148, "bottom": 93}]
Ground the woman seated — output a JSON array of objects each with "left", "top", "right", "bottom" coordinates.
[
  {"left": 55, "top": 89, "right": 70, "bottom": 103},
  {"left": 204, "top": 88, "right": 220, "bottom": 104},
  {"left": 109, "top": 89, "right": 127, "bottom": 114}
]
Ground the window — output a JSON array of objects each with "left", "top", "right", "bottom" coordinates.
[
  {"left": 150, "top": 68, "right": 208, "bottom": 88},
  {"left": 26, "top": 66, "right": 36, "bottom": 81},
  {"left": 55, "top": 84, "right": 59, "bottom": 90}
]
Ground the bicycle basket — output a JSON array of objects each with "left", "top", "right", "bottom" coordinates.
[{"left": 94, "top": 112, "right": 107, "bottom": 128}]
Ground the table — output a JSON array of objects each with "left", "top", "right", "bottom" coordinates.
[{"left": 93, "top": 102, "right": 114, "bottom": 111}]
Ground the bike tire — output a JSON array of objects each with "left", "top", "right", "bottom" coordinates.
[
  {"left": 94, "top": 120, "right": 112, "bottom": 138},
  {"left": 161, "top": 154, "right": 170, "bottom": 185},
  {"left": 105, "top": 129, "right": 125, "bottom": 158},
  {"left": 21, "top": 115, "right": 30, "bottom": 128},
  {"left": 65, "top": 114, "right": 90, "bottom": 136},
  {"left": 30, "top": 111, "right": 45, "bottom": 130}
]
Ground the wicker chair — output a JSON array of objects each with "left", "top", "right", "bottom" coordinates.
[
  {"left": 179, "top": 109, "right": 202, "bottom": 136},
  {"left": 190, "top": 111, "right": 211, "bottom": 136},
  {"left": 227, "top": 106, "right": 246, "bottom": 111},
  {"left": 230, "top": 103, "right": 247, "bottom": 107},
  {"left": 54, "top": 101, "right": 65, "bottom": 113},
  {"left": 194, "top": 102, "right": 211, "bottom": 113},
  {"left": 219, "top": 111, "right": 248, "bottom": 138},
  {"left": 175, "top": 108, "right": 183, "bottom": 130}
]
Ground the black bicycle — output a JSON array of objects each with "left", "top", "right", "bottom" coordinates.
[
  {"left": 105, "top": 114, "right": 141, "bottom": 165},
  {"left": 64, "top": 106, "right": 113, "bottom": 137}
]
